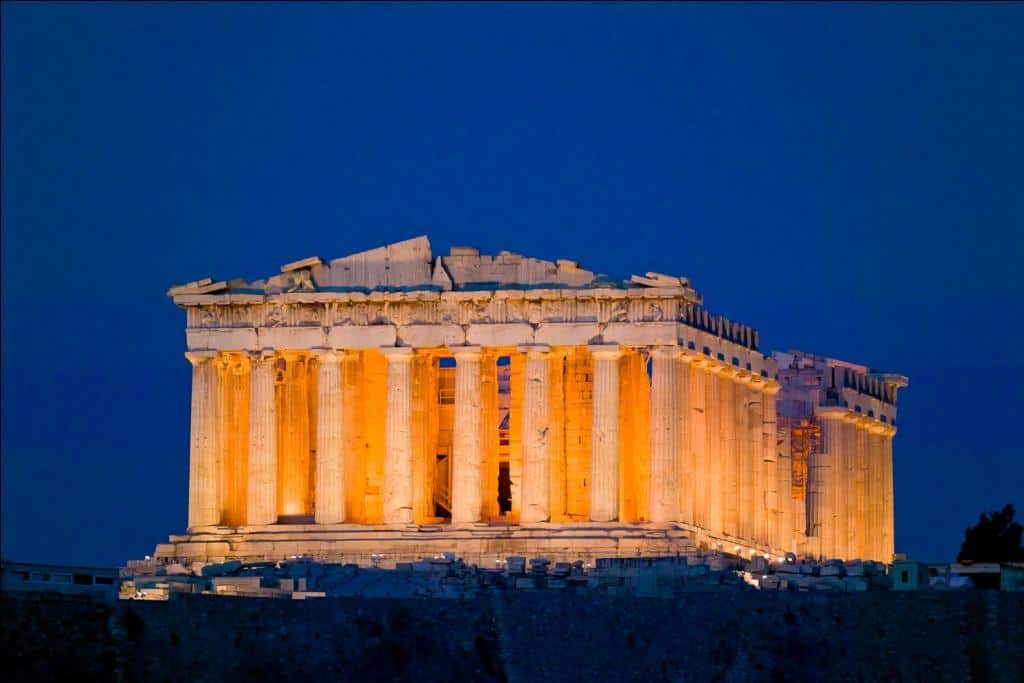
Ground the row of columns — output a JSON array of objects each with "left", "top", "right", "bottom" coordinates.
[
  {"left": 185, "top": 345, "right": 800, "bottom": 556},
  {"left": 810, "top": 408, "right": 896, "bottom": 561}
]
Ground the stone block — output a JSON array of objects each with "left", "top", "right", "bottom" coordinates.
[
  {"left": 396, "top": 324, "right": 464, "bottom": 348},
  {"left": 186, "top": 328, "right": 259, "bottom": 351},
  {"left": 327, "top": 324, "right": 397, "bottom": 349},
  {"left": 466, "top": 323, "right": 533, "bottom": 347},
  {"left": 212, "top": 576, "right": 260, "bottom": 591},
  {"left": 201, "top": 560, "right": 242, "bottom": 577},
  {"left": 259, "top": 326, "right": 327, "bottom": 349},
  {"left": 603, "top": 322, "right": 678, "bottom": 346},
  {"left": 534, "top": 323, "right": 600, "bottom": 346}
]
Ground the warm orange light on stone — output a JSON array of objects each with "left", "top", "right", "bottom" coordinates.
[{"left": 162, "top": 237, "right": 904, "bottom": 566}]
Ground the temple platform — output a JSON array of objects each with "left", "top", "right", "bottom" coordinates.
[{"left": 153, "top": 522, "right": 699, "bottom": 567}]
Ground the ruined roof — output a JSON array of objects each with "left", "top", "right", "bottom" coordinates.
[{"left": 167, "top": 235, "right": 701, "bottom": 302}]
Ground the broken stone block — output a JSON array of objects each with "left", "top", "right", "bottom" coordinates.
[
  {"left": 819, "top": 564, "right": 844, "bottom": 577},
  {"left": 201, "top": 560, "right": 242, "bottom": 577}
]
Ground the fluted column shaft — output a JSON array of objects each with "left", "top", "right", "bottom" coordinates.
[
  {"left": 451, "top": 347, "right": 483, "bottom": 524},
  {"left": 867, "top": 424, "right": 886, "bottom": 561},
  {"left": 246, "top": 351, "right": 277, "bottom": 525},
  {"left": 719, "top": 368, "right": 738, "bottom": 536},
  {"left": 677, "top": 354, "right": 694, "bottom": 525},
  {"left": 383, "top": 347, "right": 415, "bottom": 524},
  {"left": 187, "top": 352, "right": 220, "bottom": 529},
  {"left": 649, "top": 346, "right": 681, "bottom": 523},
  {"left": 832, "top": 415, "right": 850, "bottom": 559},
  {"left": 748, "top": 379, "right": 765, "bottom": 545},
  {"left": 736, "top": 373, "right": 753, "bottom": 540},
  {"left": 762, "top": 382, "right": 784, "bottom": 550},
  {"left": 882, "top": 426, "right": 896, "bottom": 563},
  {"left": 854, "top": 418, "right": 870, "bottom": 558},
  {"left": 690, "top": 358, "right": 709, "bottom": 530},
  {"left": 314, "top": 349, "right": 345, "bottom": 524},
  {"left": 589, "top": 345, "right": 622, "bottom": 522},
  {"left": 705, "top": 364, "right": 724, "bottom": 535},
  {"left": 812, "top": 408, "right": 844, "bottom": 559},
  {"left": 841, "top": 414, "right": 859, "bottom": 558},
  {"left": 520, "top": 346, "right": 551, "bottom": 523}
]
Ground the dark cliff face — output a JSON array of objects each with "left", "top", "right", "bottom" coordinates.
[{"left": 2, "top": 591, "right": 1023, "bottom": 683}]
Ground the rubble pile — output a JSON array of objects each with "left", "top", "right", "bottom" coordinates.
[{"left": 121, "top": 550, "right": 895, "bottom": 601}]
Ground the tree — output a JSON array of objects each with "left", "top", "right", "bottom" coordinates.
[{"left": 957, "top": 504, "right": 1024, "bottom": 563}]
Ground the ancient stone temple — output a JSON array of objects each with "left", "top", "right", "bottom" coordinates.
[{"left": 152, "top": 236, "right": 906, "bottom": 567}]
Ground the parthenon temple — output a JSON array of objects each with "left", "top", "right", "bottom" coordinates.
[{"left": 153, "top": 236, "right": 907, "bottom": 566}]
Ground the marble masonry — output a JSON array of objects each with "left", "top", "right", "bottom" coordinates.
[{"left": 151, "top": 236, "right": 906, "bottom": 567}]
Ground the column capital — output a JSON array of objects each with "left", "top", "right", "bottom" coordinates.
[
  {"left": 185, "top": 350, "right": 218, "bottom": 366},
  {"left": 587, "top": 344, "right": 622, "bottom": 360},
  {"left": 248, "top": 347, "right": 277, "bottom": 363},
  {"left": 733, "top": 369, "right": 753, "bottom": 384},
  {"left": 219, "top": 352, "right": 251, "bottom": 375},
  {"left": 842, "top": 411, "right": 861, "bottom": 424},
  {"left": 881, "top": 424, "right": 897, "bottom": 438},
  {"left": 380, "top": 346, "right": 415, "bottom": 362},
  {"left": 867, "top": 421, "right": 889, "bottom": 435},
  {"left": 816, "top": 405, "right": 848, "bottom": 420},
  {"left": 762, "top": 379, "right": 781, "bottom": 395},
  {"left": 451, "top": 345, "right": 483, "bottom": 360},
  {"left": 718, "top": 364, "right": 738, "bottom": 378},
  {"left": 311, "top": 347, "right": 340, "bottom": 362},
  {"left": 517, "top": 344, "right": 550, "bottom": 358},
  {"left": 649, "top": 345, "right": 682, "bottom": 360}
]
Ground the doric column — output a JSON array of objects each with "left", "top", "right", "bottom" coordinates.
[
  {"left": 747, "top": 377, "right": 765, "bottom": 545},
  {"left": 881, "top": 424, "right": 897, "bottom": 563},
  {"left": 854, "top": 416, "right": 871, "bottom": 559},
  {"left": 867, "top": 422, "right": 886, "bottom": 561},
  {"left": 690, "top": 357, "right": 709, "bottom": 531},
  {"left": 186, "top": 351, "right": 220, "bottom": 529},
  {"left": 832, "top": 412, "right": 850, "bottom": 559},
  {"left": 735, "top": 371, "right": 754, "bottom": 541},
  {"left": 648, "top": 346, "right": 681, "bottom": 523},
  {"left": 246, "top": 350, "right": 277, "bottom": 525},
  {"left": 812, "top": 407, "right": 844, "bottom": 559},
  {"left": 588, "top": 345, "right": 622, "bottom": 522},
  {"left": 520, "top": 345, "right": 551, "bottom": 523},
  {"left": 382, "top": 347, "right": 415, "bottom": 524},
  {"left": 677, "top": 352, "right": 694, "bottom": 525},
  {"left": 705, "top": 362, "right": 724, "bottom": 535},
  {"left": 314, "top": 349, "right": 345, "bottom": 524},
  {"left": 719, "top": 367, "right": 739, "bottom": 536},
  {"left": 841, "top": 413, "right": 860, "bottom": 557},
  {"left": 451, "top": 346, "right": 483, "bottom": 524},
  {"left": 762, "top": 380, "right": 785, "bottom": 550}
]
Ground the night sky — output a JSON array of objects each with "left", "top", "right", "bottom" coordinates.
[{"left": 3, "top": 3, "right": 1021, "bottom": 567}]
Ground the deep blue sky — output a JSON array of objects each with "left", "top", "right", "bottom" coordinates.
[{"left": 3, "top": 3, "right": 1022, "bottom": 566}]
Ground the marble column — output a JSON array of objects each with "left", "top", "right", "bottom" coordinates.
[
  {"left": 246, "top": 350, "right": 277, "bottom": 525},
  {"left": 812, "top": 408, "right": 844, "bottom": 559},
  {"left": 588, "top": 345, "right": 622, "bottom": 522},
  {"left": 677, "top": 352, "right": 694, "bottom": 526},
  {"left": 882, "top": 425, "right": 897, "bottom": 563},
  {"left": 187, "top": 351, "right": 220, "bottom": 529},
  {"left": 314, "top": 349, "right": 345, "bottom": 524},
  {"left": 762, "top": 381, "right": 784, "bottom": 550},
  {"left": 520, "top": 345, "right": 551, "bottom": 523},
  {"left": 854, "top": 417, "right": 871, "bottom": 559},
  {"left": 867, "top": 423, "right": 886, "bottom": 561},
  {"left": 451, "top": 346, "right": 483, "bottom": 524},
  {"left": 690, "top": 357, "right": 709, "bottom": 531},
  {"left": 705, "top": 363, "right": 724, "bottom": 536},
  {"left": 841, "top": 413, "right": 860, "bottom": 557},
  {"left": 748, "top": 378, "right": 765, "bottom": 545},
  {"left": 736, "top": 372, "right": 754, "bottom": 541},
  {"left": 382, "top": 347, "right": 415, "bottom": 524},
  {"left": 832, "top": 413, "right": 850, "bottom": 559},
  {"left": 719, "top": 367, "right": 739, "bottom": 537},
  {"left": 649, "top": 346, "right": 681, "bottom": 523}
]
